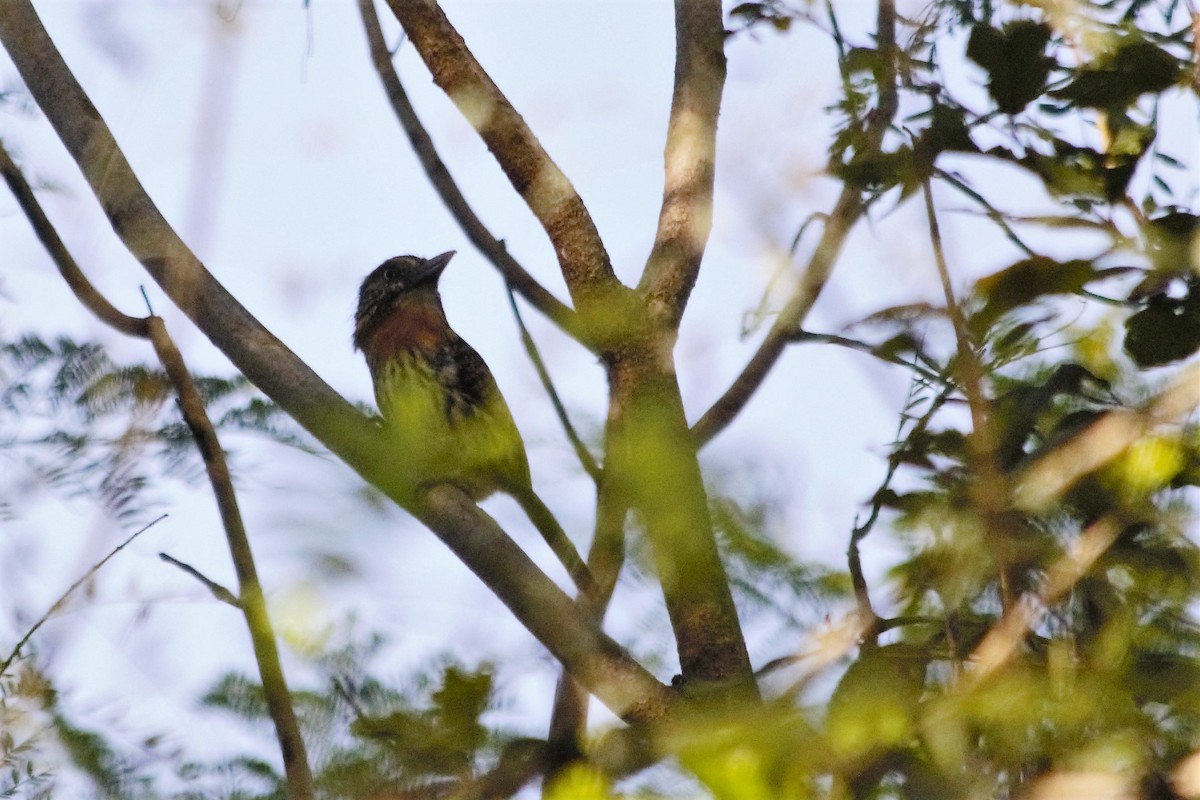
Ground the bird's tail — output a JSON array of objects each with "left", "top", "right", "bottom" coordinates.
[{"left": 510, "top": 485, "right": 598, "bottom": 599}]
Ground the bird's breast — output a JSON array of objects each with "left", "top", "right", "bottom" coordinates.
[{"left": 361, "top": 304, "right": 447, "bottom": 365}]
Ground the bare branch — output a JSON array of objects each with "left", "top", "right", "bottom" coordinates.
[
  {"left": 546, "top": 471, "right": 630, "bottom": 772},
  {"left": 158, "top": 552, "right": 240, "bottom": 608},
  {"left": 379, "top": 0, "right": 620, "bottom": 316},
  {"left": 691, "top": 188, "right": 862, "bottom": 444},
  {"left": 923, "top": 178, "right": 1015, "bottom": 610},
  {"left": 0, "top": 0, "right": 670, "bottom": 725},
  {"left": 691, "top": 0, "right": 899, "bottom": 446},
  {"left": 968, "top": 515, "right": 1122, "bottom": 682},
  {"left": 638, "top": 0, "right": 727, "bottom": 329},
  {"left": 146, "top": 316, "right": 315, "bottom": 799},
  {"left": 0, "top": 140, "right": 147, "bottom": 338},
  {"left": 357, "top": 0, "right": 582, "bottom": 340},
  {"left": 2, "top": 133, "right": 315, "bottom": 797},
  {"left": 0, "top": 515, "right": 166, "bottom": 676}
]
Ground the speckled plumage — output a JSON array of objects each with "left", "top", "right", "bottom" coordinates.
[
  {"left": 353, "top": 252, "right": 596, "bottom": 596},
  {"left": 353, "top": 252, "right": 531, "bottom": 500}
]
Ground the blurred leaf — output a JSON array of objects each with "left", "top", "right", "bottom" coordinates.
[
  {"left": 1123, "top": 276, "right": 1200, "bottom": 367},
  {"left": 826, "top": 645, "right": 927, "bottom": 764},
  {"left": 1052, "top": 34, "right": 1182, "bottom": 108},
  {"left": 972, "top": 257, "right": 1100, "bottom": 333},
  {"left": 966, "top": 21, "right": 1054, "bottom": 114}
]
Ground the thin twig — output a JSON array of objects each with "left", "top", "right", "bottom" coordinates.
[
  {"left": 934, "top": 168, "right": 1037, "bottom": 257},
  {"left": 0, "top": 140, "right": 147, "bottom": 337},
  {"left": 1, "top": 515, "right": 167, "bottom": 676},
  {"left": 923, "top": 178, "right": 1015, "bottom": 611},
  {"left": 0, "top": 133, "right": 315, "bottom": 799},
  {"left": 691, "top": 0, "right": 900, "bottom": 446},
  {"left": 158, "top": 552, "right": 240, "bottom": 608},
  {"left": 146, "top": 316, "right": 315, "bottom": 800},
  {"left": 378, "top": 0, "right": 618, "bottom": 317},
  {"left": 545, "top": 470, "right": 630, "bottom": 773},
  {"left": 356, "top": 0, "right": 582, "bottom": 341},
  {"left": 506, "top": 286, "right": 601, "bottom": 482},
  {"left": 789, "top": 329, "right": 947, "bottom": 385}
]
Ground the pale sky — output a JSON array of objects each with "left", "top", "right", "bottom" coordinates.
[{"left": 2, "top": 0, "right": 1195, "bottom": 789}]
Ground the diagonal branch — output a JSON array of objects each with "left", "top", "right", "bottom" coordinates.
[
  {"left": 2, "top": 137, "right": 315, "bottom": 799},
  {"left": 0, "top": 515, "right": 166, "bottom": 677},
  {"left": 0, "top": 142, "right": 148, "bottom": 338},
  {"left": 690, "top": 187, "right": 862, "bottom": 445},
  {"left": 1012, "top": 360, "right": 1200, "bottom": 513},
  {"left": 379, "top": 0, "right": 620, "bottom": 318},
  {"left": 690, "top": 0, "right": 899, "bottom": 446},
  {"left": 506, "top": 286, "right": 601, "bottom": 482},
  {"left": 147, "top": 315, "right": 316, "bottom": 799},
  {"left": 637, "top": 0, "right": 727, "bottom": 330},
  {"left": 357, "top": 0, "right": 582, "bottom": 341},
  {"left": 0, "top": 0, "right": 671, "bottom": 726}
]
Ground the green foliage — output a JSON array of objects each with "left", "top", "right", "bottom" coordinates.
[
  {"left": 204, "top": 650, "right": 508, "bottom": 800},
  {"left": 2, "top": 0, "right": 1197, "bottom": 797},
  {"left": 966, "top": 20, "right": 1055, "bottom": 114},
  {"left": 0, "top": 334, "right": 310, "bottom": 524}
]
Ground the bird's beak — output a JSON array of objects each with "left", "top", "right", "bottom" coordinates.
[{"left": 416, "top": 250, "right": 456, "bottom": 285}]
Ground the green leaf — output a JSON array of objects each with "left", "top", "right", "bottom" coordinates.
[
  {"left": 1051, "top": 36, "right": 1182, "bottom": 108},
  {"left": 972, "top": 257, "right": 1100, "bottom": 333},
  {"left": 1124, "top": 277, "right": 1200, "bottom": 367},
  {"left": 826, "top": 645, "right": 926, "bottom": 763},
  {"left": 966, "top": 21, "right": 1054, "bottom": 114}
]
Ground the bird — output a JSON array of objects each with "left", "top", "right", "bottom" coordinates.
[{"left": 353, "top": 251, "right": 596, "bottom": 597}]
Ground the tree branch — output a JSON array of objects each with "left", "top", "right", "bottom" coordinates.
[
  {"left": 146, "top": 316, "right": 315, "bottom": 799},
  {"left": 379, "top": 0, "right": 620, "bottom": 318},
  {"left": 546, "top": 470, "right": 630, "bottom": 773},
  {"left": 0, "top": 0, "right": 671, "bottom": 726},
  {"left": 690, "top": 187, "right": 862, "bottom": 445},
  {"left": 357, "top": 0, "right": 583, "bottom": 341},
  {"left": 637, "top": 0, "right": 727, "bottom": 330},
  {"left": 0, "top": 516, "right": 166, "bottom": 677},
  {"left": 690, "top": 0, "right": 899, "bottom": 446},
  {"left": 0, "top": 141, "right": 147, "bottom": 338},
  {"left": 1, "top": 135, "right": 316, "bottom": 799},
  {"left": 506, "top": 286, "right": 601, "bottom": 482},
  {"left": 923, "top": 178, "right": 1016, "bottom": 610},
  {"left": 968, "top": 515, "right": 1122, "bottom": 682}
]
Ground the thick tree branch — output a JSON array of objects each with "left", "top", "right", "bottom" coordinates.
[
  {"left": 379, "top": 0, "right": 620, "bottom": 318},
  {"left": 0, "top": 0, "right": 670, "bottom": 726},
  {"left": 637, "top": 0, "right": 727, "bottom": 330},
  {"left": 609, "top": 355, "right": 757, "bottom": 698},
  {"left": 357, "top": 0, "right": 582, "bottom": 341},
  {"left": 691, "top": 0, "right": 899, "bottom": 446}
]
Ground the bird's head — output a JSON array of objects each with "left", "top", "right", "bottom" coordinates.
[{"left": 354, "top": 251, "right": 456, "bottom": 350}]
